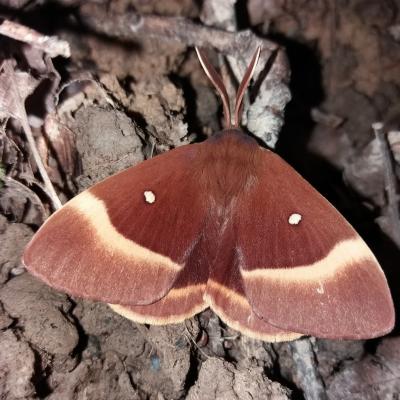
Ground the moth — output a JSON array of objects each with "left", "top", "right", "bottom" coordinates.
[{"left": 23, "top": 47, "right": 394, "bottom": 342}]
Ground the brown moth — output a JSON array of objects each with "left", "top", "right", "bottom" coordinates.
[{"left": 23, "top": 47, "right": 394, "bottom": 342}]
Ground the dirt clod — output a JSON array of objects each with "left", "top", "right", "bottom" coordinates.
[
  {"left": 0, "top": 215, "right": 33, "bottom": 283},
  {"left": 187, "top": 357, "right": 291, "bottom": 400},
  {"left": 0, "top": 274, "right": 79, "bottom": 355},
  {"left": 0, "top": 330, "right": 36, "bottom": 399},
  {"left": 1, "top": 1, "right": 400, "bottom": 399},
  {"left": 74, "top": 106, "right": 144, "bottom": 189}
]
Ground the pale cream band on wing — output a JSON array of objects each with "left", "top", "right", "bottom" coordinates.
[
  {"left": 109, "top": 278, "right": 301, "bottom": 341},
  {"left": 240, "top": 237, "right": 381, "bottom": 282},
  {"left": 109, "top": 302, "right": 208, "bottom": 325},
  {"left": 109, "top": 283, "right": 208, "bottom": 325},
  {"left": 205, "top": 280, "right": 249, "bottom": 308},
  {"left": 67, "top": 191, "right": 183, "bottom": 272},
  {"left": 204, "top": 280, "right": 302, "bottom": 342}
]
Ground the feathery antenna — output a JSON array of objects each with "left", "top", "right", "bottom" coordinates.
[
  {"left": 234, "top": 47, "right": 261, "bottom": 127},
  {"left": 195, "top": 47, "right": 231, "bottom": 128},
  {"left": 195, "top": 47, "right": 261, "bottom": 129}
]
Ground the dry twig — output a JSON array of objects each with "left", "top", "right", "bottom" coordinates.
[
  {"left": 3, "top": 60, "right": 62, "bottom": 210},
  {"left": 0, "top": 19, "right": 70, "bottom": 58},
  {"left": 79, "top": 4, "right": 276, "bottom": 54},
  {"left": 79, "top": 3, "right": 291, "bottom": 147}
]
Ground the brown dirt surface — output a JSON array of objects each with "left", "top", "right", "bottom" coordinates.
[{"left": 1, "top": 0, "right": 400, "bottom": 399}]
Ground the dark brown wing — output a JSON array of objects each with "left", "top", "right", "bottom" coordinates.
[
  {"left": 110, "top": 234, "right": 210, "bottom": 324},
  {"left": 235, "top": 148, "right": 394, "bottom": 339},
  {"left": 205, "top": 220, "right": 301, "bottom": 342},
  {"left": 23, "top": 144, "right": 209, "bottom": 306}
]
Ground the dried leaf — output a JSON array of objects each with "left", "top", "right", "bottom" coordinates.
[
  {"left": 344, "top": 137, "right": 385, "bottom": 206},
  {"left": 0, "top": 60, "right": 40, "bottom": 121},
  {"left": 0, "top": 177, "right": 47, "bottom": 226},
  {"left": 0, "top": 59, "right": 62, "bottom": 210},
  {"left": 44, "top": 114, "right": 79, "bottom": 177}
]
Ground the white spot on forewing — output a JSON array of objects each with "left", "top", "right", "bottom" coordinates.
[
  {"left": 288, "top": 213, "right": 302, "bottom": 225},
  {"left": 144, "top": 190, "right": 156, "bottom": 204},
  {"left": 68, "top": 191, "right": 182, "bottom": 271},
  {"left": 316, "top": 281, "right": 324, "bottom": 294}
]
